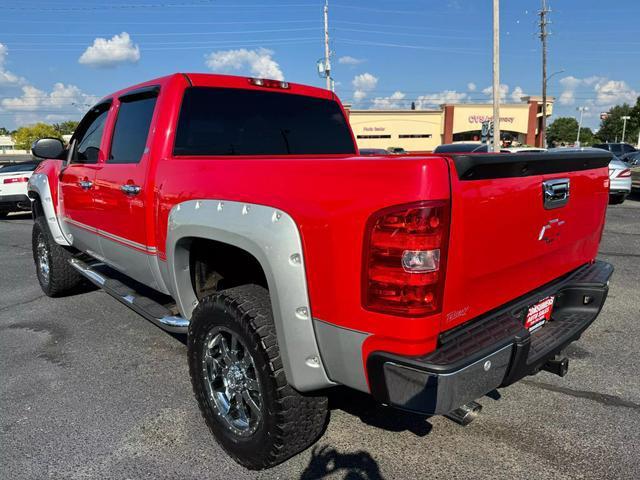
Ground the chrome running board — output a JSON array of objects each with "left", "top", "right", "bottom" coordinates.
[{"left": 69, "top": 258, "right": 189, "bottom": 334}]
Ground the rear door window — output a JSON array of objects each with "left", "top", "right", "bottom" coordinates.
[
  {"left": 108, "top": 93, "right": 158, "bottom": 164},
  {"left": 174, "top": 87, "right": 355, "bottom": 156}
]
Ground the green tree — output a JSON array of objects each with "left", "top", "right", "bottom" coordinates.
[
  {"left": 597, "top": 98, "right": 640, "bottom": 144},
  {"left": 12, "top": 123, "right": 62, "bottom": 150},
  {"left": 547, "top": 117, "right": 594, "bottom": 146},
  {"left": 0, "top": 127, "right": 10, "bottom": 136},
  {"left": 52, "top": 120, "right": 79, "bottom": 136}
]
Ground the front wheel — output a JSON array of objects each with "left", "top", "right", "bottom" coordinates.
[
  {"left": 32, "top": 216, "right": 83, "bottom": 296},
  {"left": 188, "top": 285, "right": 329, "bottom": 470}
]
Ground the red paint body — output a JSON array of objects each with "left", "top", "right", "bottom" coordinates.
[{"left": 35, "top": 73, "right": 610, "bottom": 375}]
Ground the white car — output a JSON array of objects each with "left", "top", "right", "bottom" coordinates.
[
  {"left": 608, "top": 157, "right": 632, "bottom": 204},
  {"left": 548, "top": 147, "right": 631, "bottom": 204},
  {"left": 0, "top": 161, "right": 39, "bottom": 218}
]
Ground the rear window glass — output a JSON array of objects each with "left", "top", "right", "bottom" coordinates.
[
  {"left": 0, "top": 162, "right": 38, "bottom": 172},
  {"left": 609, "top": 144, "right": 623, "bottom": 154},
  {"left": 174, "top": 87, "right": 355, "bottom": 156}
]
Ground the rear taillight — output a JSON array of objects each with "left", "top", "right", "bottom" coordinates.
[
  {"left": 362, "top": 200, "right": 450, "bottom": 317},
  {"left": 3, "top": 177, "right": 29, "bottom": 184},
  {"left": 617, "top": 169, "right": 631, "bottom": 178}
]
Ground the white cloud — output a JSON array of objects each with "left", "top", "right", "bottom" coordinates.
[
  {"left": 0, "top": 43, "right": 24, "bottom": 86},
  {"left": 558, "top": 75, "right": 604, "bottom": 106},
  {"left": 510, "top": 86, "right": 526, "bottom": 102},
  {"left": 78, "top": 32, "right": 140, "bottom": 68},
  {"left": 1, "top": 83, "right": 98, "bottom": 126},
  {"left": 0, "top": 47, "right": 97, "bottom": 128},
  {"left": 205, "top": 47, "right": 283, "bottom": 80},
  {"left": 371, "top": 91, "right": 406, "bottom": 109},
  {"left": 482, "top": 83, "right": 509, "bottom": 102},
  {"left": 594, "top": 79, "right": 638, "bottom": 106},
  {"left": 338, "top": 55, "right": 365, "bottom": 65},
  {"left": 352, "top": 72, "right": 378, "bottom": 102},
  {"left": 415, "top": 90, "right": 468, "bottom": 108},
  {"left": 557, "top": 75, "right": 638, "bottom": 118},
  {"left": 467, "top": 82, "right": 477, "bottom": 92}
]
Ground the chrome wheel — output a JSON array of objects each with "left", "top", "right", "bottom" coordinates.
[
  {"left": 201, "top": 326, "right": 262, "bottom": 436},
  {"left": 36, "top": 233, "right": 50, "bottom": 285}
]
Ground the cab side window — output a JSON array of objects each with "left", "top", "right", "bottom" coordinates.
[
  {"left": 108, "top": 91, "right": 158, "bottom": 164},
  {"left": 71, "top": 103, "right": 111, "bottom": 164}
]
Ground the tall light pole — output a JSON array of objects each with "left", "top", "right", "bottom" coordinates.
[
  {"left": 492, "top": 0, "right": 501, "bottom": 152},
  {"left": 621, "top": 115, "right": 631, "bottom": 143},
  {"left": 576, "top": 106, "right": 588, "bottom": 146}
]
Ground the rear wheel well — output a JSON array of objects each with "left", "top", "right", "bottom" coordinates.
[{"left": 185, "top": 237, "right": 268, "bottom": 300}]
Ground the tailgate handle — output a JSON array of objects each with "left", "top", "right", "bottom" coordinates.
[{"left": 543, "top": 178, "right": 570, "bottom": 209}]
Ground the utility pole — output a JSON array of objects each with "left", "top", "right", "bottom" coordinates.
[
  {"left": 323, "top": 1, "right": 333, "bottom": 91},
  {"left": 621, "top": 115, "right": 631, "bottom": 143},
  {"left": 492, "top": 0, "right": 501, "bottom": 152},
  {"left": 539, "top": 0, "right": 550, "bottom": 148},
  {"left": 576, "top": 106, "right": 587, "bottom": 146}
]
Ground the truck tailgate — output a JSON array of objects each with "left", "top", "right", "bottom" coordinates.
[{"left": 441, "top": 151, "right": 611, "bottom": 330}]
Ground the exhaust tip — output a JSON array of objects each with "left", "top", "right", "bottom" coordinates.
[{"left": 445, "top": 401, "right": 482, "bottom": 426}]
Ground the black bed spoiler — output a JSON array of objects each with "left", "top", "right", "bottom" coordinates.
[{"left": 450, "top": 151, "right": 613, "bottom": 180}]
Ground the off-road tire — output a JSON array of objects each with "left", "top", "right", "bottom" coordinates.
[
  {"left": 188, "top": 284, "right": 329, "bottom": 470},
  {"left": 32, "top": 216, "right": 83, "bottom": 297}
]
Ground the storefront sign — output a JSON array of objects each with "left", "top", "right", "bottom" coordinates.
[{"left": 468, "top": 115, "right": 515, "bottom": 124}]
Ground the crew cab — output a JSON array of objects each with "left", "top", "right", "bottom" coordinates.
[{"left": 28, "top": 73, "right": 614, "bottom": 470}]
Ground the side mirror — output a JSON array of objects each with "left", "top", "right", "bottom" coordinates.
[{"left": 32, "top": 137, "right": 65, "bottom": 159}]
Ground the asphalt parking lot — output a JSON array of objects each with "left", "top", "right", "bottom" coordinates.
[{"left": 1, "top": 197, "right": 639, "bottom": 480}]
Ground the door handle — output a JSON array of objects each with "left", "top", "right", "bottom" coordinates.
[
  {"left": 78, "top": 180, "right": 93, "bottom": 190},
  {"left": 120, "top": 184, "right": 141, "bottom": 195}
]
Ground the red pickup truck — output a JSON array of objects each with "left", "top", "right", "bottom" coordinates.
[{"left": 28, "top": 73, "right": 613, "bottom": 469}]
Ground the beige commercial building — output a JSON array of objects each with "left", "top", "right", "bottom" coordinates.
[{"left": 347, "top": 96, "right": 554, "bottom": 152}]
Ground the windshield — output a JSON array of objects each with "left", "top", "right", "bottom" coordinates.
[{"left": 174, "top": 87, "right": 355, "bottom": 156}]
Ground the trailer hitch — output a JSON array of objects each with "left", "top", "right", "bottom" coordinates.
[{"left": 541, "top": 355, "right": 569, "bottom": 377}]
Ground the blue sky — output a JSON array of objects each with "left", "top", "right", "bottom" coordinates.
[{"left": 0, "top": 0, "right": 638, "bottom": 130}]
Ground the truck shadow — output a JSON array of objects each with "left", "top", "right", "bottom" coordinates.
[
  {"left": 299, "top": 445, "right": 384, "bottom": 480},
  {"left": 327, "top": 387, "right": 433, "bottom": 437}
]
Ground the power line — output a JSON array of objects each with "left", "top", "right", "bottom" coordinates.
[
  {"left": 1, "top": 2, "right": 319, "bottom": 11},
  {"left": 334, "top": 27, "right": 475, "bottom": 41},
  {"left": 336, "top": 38, "right": 484, "bottom": 54},
  {"left": 7, "top": 38, "right": 320, "bottom": 52},
  {"left": 5, "top": 27, "right": 319, "bottom": 37}
]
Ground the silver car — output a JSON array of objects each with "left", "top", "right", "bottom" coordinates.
[
  {"left": 608, "top": 156, "right": 632, "bottom": 204},
  {"left": 548, "top": 147, "right": 631, "bottom": 205}
]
